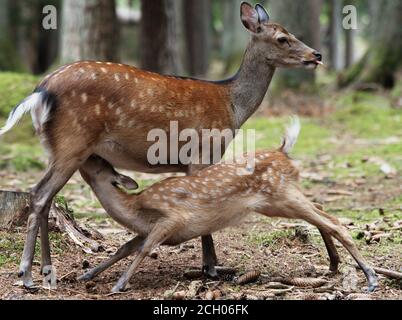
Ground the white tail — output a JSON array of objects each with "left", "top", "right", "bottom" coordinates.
[
  {"left": 0, "top": 92, "right": 42, "bottom": 136},
  {"left": 281, "top": 116, "right": 301, "bottom": 155}
]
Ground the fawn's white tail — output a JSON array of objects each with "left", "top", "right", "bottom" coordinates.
[{"left": 281, "top": 116, "right": 301, "bottom": 155}]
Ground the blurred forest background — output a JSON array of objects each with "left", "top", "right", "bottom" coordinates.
[
  {"left": 0, "top": 0, "right": 401, "bottom": 300},
  {"left": 0, "top": 0, "right": 401, "bottom": 93}
]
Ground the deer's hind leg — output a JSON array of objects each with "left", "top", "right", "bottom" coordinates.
[
  {"left": 19, "top": 151, "right": 93, "bottom": 288},
  {"left": 19, "top": 115, "right": 101, "bottom": 288},
  {"left": 287, "top": 197, "right": 378, "bottom": 292},
  {"left": 312, "top": 203, "right": 340, "bottom": 272}
]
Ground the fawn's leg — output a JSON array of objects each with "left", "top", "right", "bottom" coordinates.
[
  {"left": 319, "top": 229, "right": 340, "bottom": 272},
  {"left": 79, "top": 236, "right": 144, "bottom": 281},
  {"left": 294, "top": 204, "right": 378, "bottom": 292},
  {"left": 312, "top": 203, "right": 340, "bottom": 272},
  {"left": 112, "top": 222, "right": 177, "bottom": 293},
  {"left": 311, "top": 207, "right": 377, "bottom": 291}
]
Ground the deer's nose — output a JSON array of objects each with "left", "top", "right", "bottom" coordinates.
[{"left": 313, "top": 51, "right": 322, "bottom": 61}]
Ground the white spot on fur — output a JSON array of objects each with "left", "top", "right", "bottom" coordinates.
[
  {"left": 116, "top": 107, "right": 122, "bottom": 115},
  {"left": 101, "top": 67, "right": 107, "bottom": 73},
  {"left": 95, "top": 104, "right": 101, "bottom": 116},
  {"left": 81, "top": 93, "right": 88, "bottom": 103},
  {"left": 114, "top": 74, "right": 120, "bottom": 82}
]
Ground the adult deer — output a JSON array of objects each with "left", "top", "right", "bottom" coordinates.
[
  {"left": 78, "top": 118, "right": 378, "bottom": 293},
  {"left": 0, "top": 2, "right": 323, "bottom": 288}
]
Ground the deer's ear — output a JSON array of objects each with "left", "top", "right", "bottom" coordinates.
[
  {"left": 255, "top": 4, "right": 270, "bottom": 23},
  {"left": 240, "top": 2, "right": 260, "bottom": 33}
]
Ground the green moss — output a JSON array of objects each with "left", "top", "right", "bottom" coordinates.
[
  {"left": 0, "top": 72, "right": 38, "bottom": 117},
  {"left": 0, "top": 231, "right": 66, "bottom": 267}
]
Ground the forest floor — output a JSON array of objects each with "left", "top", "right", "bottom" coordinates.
[{"left": 0, "top": 75, "right": 401, "bottom": 300}]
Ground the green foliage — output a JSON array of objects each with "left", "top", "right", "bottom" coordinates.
[
  {"left": 0, "top": 40, "right": 23, "bottom": 72},
  {"left": 243, "top": 116, "right": 332, "bottom": 157},
  {"left": 0, "top": 231, "right": 65, "bottom": 267},
  {"left": 0, "top": 72, "right": 38, "bottom": 118},
  {"left": 247, "top": 229, "right": 294, "bottom": 247},
  {"left": 333, "top": 92, "right": 401, "bottom": 138},
  {"left": 0, "top": 143, "right": 44, "bottom": 172}
]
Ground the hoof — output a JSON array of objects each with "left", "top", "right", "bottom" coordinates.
[
  {"left": 111, "top": 285, "right": 125, "bottom": 293},
  {"left": 18, "top": 270, "right": 35, "bottom": 289},
  {"left": 202, "top": 265, "right": 218, "bottom": 278},
  {"left": 367, "top": 282, "right": 378, "bottom": 293},
  {"left": 42, "top": 265, "right": 57, "bottom": 289}
]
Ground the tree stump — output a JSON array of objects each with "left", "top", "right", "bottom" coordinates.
[
  {"left": 0, "top": 190, "right": 104, "bottom": 253},
  {"left": 0, "top": 190, "right": 30, "bottom": 227}
]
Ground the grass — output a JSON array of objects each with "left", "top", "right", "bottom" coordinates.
[
  {"left": 0, "top": 231, "right": 66, "bottom": 268},
  {"left": 247, "top": 229, "right": 294, "bottom": 247},
  {"left": 243, "top": 116, "right": 333, "bottom": 157}
]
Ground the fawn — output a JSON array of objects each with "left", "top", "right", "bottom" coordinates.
[
  {"left": 79, "top": 118, "right": 378, "bottom": 293},
  {"left": 0, "top": 2, "right": 323, "bottom": 288}
]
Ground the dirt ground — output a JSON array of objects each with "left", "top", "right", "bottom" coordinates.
[{"left": 0, "top": 165, "right": 400, "bottom": 301}]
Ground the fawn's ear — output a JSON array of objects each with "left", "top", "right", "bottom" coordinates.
[
  {"left": 114, "top": 173, "right": 139, "bottom": 190},
  {"left": 240, "top": 2, "right": 261, "bottom": 33},
  {"left": 255, "top": 4, "right": 270, "bottom": 23}
]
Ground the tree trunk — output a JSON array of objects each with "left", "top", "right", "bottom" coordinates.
[
  {"left": 139, "top": 0, "right": 181, "bottom": 74},
  {"left": 0, "top": 190, "right": 103, "bottom": 253},
  {"left": 60, "top": 0, "right": 119, "bottom": 64},
  {"left": 0, "top": 0, "right": 21, "bottom": 71},
  {"left": 270, "top": 0, "right": 322, "bottom": 90},
  {"left": 340, "top": 0, "right": 402, "bottom": 89},
  {"left": 183, "top": 0, "right": 212, "bottom": 77},
  {"left": 37, "top": 0, "right": 61, "bottom": 72},
  {"left": 329, "top": 0, "right": 343, "bottom": 70},
  {"left": 221, "top": 0, "right": 249, "bottom": 75},
  {"left": 16, "top": 0, "right": 41, "bottom": 73},
  {"left": 344, "top": 27, "right": 355, "bottom": 69}
]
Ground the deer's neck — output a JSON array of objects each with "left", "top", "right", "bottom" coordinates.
[{"left": 228, "top": 43, "right": 276, "bottom": 128}]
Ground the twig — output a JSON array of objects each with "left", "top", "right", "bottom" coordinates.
[
  {"left": 355, "top": 265, "right": 402, "bottom": 280},
  {"left": 59, "top": 270, "right": 76, "bottom": 281}
]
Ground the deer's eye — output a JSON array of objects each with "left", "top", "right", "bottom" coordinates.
[{"left": 278, "top": 37, "right": 288, "bottom": 44}]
